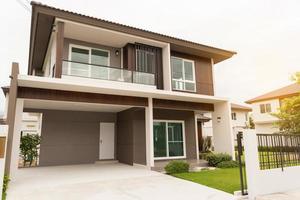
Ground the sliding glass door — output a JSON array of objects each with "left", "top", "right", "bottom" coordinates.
[{"left": 153, "top": 121, "right": 185, "bottom": 159}]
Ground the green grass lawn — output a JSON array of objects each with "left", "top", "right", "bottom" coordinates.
[{"left": 173, "top": 168, "right": 240, "bottom": 194}]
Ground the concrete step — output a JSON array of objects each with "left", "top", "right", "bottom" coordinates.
[{"left": 95, "top": 160, "right": 119, "bottom": 165}]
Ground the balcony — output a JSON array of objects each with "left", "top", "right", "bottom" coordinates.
[{"left": 62, "top": 60, "right": 155, "bottom": 86}]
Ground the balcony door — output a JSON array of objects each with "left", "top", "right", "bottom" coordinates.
[{"left": 67, "top": 44, "right": 110, "bottom": 79}]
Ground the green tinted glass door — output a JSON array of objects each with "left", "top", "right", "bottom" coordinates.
[{"left": 153, "top": 122, "right": 167, "bottom": 157}]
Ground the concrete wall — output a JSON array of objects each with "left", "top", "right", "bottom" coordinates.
[
  {"left": 26, "top": 109, "right": 116, "bottom": 166},
  {"left": 116, "top": 108, "right": 146, "bottom": 165},
  {"left": 153, "top": 109, "right": 197, "bottom": 160},
  {"left": 255, "top": 123, "right": 279, "bottom": 134},
  {"left": 244, "top": 130, "right": 300, "bottom": 199},
  {"left": 212, "top": 102, "right": 235, "bottom": 158}
]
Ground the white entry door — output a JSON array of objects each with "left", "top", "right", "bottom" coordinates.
[{"left": 99, "top": 122, "right": 115, "bottom": 160}]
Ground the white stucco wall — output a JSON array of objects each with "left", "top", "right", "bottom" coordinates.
[
  {"left": 21, "top": 113, "right": 43, "bottom": 135},
  {"left": 244, "top": 131, "right": 300, "bottom": 200},
  {"left": 212, "top": 102, "right": 235, "bottom": 158},
  {"left": 251, "top": 99, "right": 280, "bottom": 123},
  {"left": 231, "top": 110, "right": 248, "bottom": 128},
  {"left": 255, "top": 123, "right": 279, "bottom": 134}
]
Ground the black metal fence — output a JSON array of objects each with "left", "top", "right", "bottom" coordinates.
[
  {"left": 237, "top": 132, "right": 247, "bottom": 195},
  {"left": 257, "top": 134, "right": 300, "bottom": 170}
]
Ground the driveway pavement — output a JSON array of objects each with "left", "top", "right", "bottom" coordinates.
[{"left": 7, "top": 163, "right": 234, "bottom": 200}]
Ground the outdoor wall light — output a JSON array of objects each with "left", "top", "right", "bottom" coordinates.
[
  {"left": 217, "top": 117, "right": 221, "bottom": 123},
  {"left": 115, "top": 50, "right": 119, "bottom": 56}
]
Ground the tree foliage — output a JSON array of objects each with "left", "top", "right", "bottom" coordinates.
[
  {"left": 20, "top": 134, "right": 41, "bottom": 166},
  {"left": 247, "top": 116, "right": 255, "bottom": 129},
  {"left": 273, "top": 94, "right": 300, "bottom": 134}
]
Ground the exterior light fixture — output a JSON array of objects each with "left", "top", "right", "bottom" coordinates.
[{"left": 115, "top": 50, "right": 119, "bottom": 56}]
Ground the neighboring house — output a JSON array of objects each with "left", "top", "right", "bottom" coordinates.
[
  {"left": 200, "top": 103, "right": 251, "bottom": 147},
  {"left": 230, "top": 103, "right": 252, "bottom": 144},
  {"left": 2, "top": 2, "right": 237, "bottom": 180},
  {"left": 245, "top": 83, "right": 300, "bottom": 134},
  {"left": 21, "top": 113, "right": 42, "bottom": 136}
]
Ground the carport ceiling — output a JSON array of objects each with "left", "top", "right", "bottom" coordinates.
[{"left": 24, "top": 99, "right": 131, "bottom": 112}]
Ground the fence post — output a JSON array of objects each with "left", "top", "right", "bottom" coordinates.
[
  {"left": 0, "top": 125, "right": 8, "bottom": 198},
  {"left": 243, "top": 130, "right": 260, "bottom": 200}
]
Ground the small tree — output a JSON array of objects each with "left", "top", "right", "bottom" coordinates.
[
  {"left": 273, "top": 95, "right": 300, "bottom": 134},
  {"left": 20, "top": 134, "right": 41, "bottom": 166},
  {"left": 272, "top": 72, "right": 300, "bottom": 134},
  {"left": 248, "top": 116, "right": 255, "bottom": 129}
]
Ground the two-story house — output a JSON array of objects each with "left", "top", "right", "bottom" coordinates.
[
  {"left": 2, "top": 2, "right": 236, "bottom": 180},
  {"left": 246, "top": 83, "right": 300, "bottom": 134}
]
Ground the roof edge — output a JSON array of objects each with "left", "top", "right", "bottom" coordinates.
[{"left": 30, "top": 1, "right": 236, "bottom": 57}]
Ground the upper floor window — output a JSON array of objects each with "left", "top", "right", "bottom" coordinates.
[
  {"left": 231, "top": 112, "right": 237, "bottom": 120},
  {"left": 171, "top": 57, "right": 196, "bottom": 92},
  {"left": 68, "top": 45, "right": 110, "bottom": 78},
  {"left": 260, "top": 103, "right": 271, "bottom": 113},
  {"left": 136, "top": 49, "right": 155, "bottom": 73}
]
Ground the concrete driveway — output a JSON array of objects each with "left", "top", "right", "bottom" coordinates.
[{"left": 7, "top": 163, "right": 234, "bottom": 200}]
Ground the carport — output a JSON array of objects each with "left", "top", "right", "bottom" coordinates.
[{"left": 7, "top": 163, "right": 233, "bottom": 200}]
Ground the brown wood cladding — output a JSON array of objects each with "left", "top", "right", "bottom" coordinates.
[
  {"left": 123, "top": 43, "right": 163, "bottom": 90},
  {"left": 55, "top": 22, "right": 64, "bottom": 78},
  {"left": 123, "top": 43, "right": 136, "bottom": 71},
  {"left": 171, "top": 51, "right": 214, "bottom": 96},
  {"left": 17, "top": 87, "right": 148, "bottom": 107},
  {"left": 153, "top": 98, "right": 214, "bottom": 111}
]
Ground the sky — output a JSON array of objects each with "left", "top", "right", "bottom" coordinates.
[{"left": 0, "top": 0, "right": 300, "bottom": 114}]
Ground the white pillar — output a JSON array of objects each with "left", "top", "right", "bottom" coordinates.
[
  {"left": 162, "top": 44, "right": 171, "bottom": 91},
  {"left": 10, "top": 99, "right": 23, "bottom": 180},
  {"left": 212, "top": 101, "right": 235, "bottom": 159},
  {"left": 145, "top": 98, "right": 154, "bottom": 169},
  {"left": 243, "top": 130, "right": 260, "bottom": 200}
]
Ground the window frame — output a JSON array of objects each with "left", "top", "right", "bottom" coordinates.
[
  {"left": 153, "top": 120, "right": 186, "bottom": 160},
  {"left": 231, "top": 112, "right": 237, "bottom": 120},
  {"left": 135, "top": 49, "right": 155, "bottom": 73},
  {"left": 260, "top": 103, "right": 272, "bottom": 114},
  {"left": 67, "top": 44, "right": 111, "bottom": 77},
  {"left": 171, "top": 56, "right": 196, "bottom": 92}
]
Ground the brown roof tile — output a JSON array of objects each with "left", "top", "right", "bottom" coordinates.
[{"left": 245, "top": 83, "right": 300, "bottom": 104}]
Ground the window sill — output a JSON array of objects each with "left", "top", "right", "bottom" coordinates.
[
  {"left": 172, "top": 89, "right": 197, "bottom": 94},
  {"left": 154, "top": 156, "right": 186, "bottom": 160}
]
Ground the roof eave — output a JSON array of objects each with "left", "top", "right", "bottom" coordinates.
[{"left": 29, "top": 1, "right": 236, "bottom": 71}]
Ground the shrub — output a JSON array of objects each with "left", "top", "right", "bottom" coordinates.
[
  {"left": 206, "top": 153, "right": 232, "bottom": 167},
  {"left": 20, "top": 134, "right": 41, "bottom": 167},
  {"left": 199, "top": 152, "right": 211, "bottom": 160},
  {"left": 164, "top": 161, "right": 190, "bottom": 174},
  {"left": 216, "top": 160, "right": 239, "bottom": 168},
  {"left": 2, "top": 174, "right": 10, "bottom": 200}
]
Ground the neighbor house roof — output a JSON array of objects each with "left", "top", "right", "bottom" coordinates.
[
  {"left": 28, "top": 1, "right": 236, "bottom": 74},
  {"left": 245, "top": 83, "right": 300, "bottom": 104},
  {"left": 1, "top": 86, "right": 9, "bottom": 95},
  {"left": 231, "top": 103, "right": 252, "bottom": 112}
]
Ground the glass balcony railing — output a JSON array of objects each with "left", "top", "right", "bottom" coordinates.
[{"left": 62, "top": 60, "right": 155, "bottom": 86}]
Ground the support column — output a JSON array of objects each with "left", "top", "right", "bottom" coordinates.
[
  {"left": 212, "top": 101, "right": 235, "bottom": 159},
  {"left": 194, "top": 113, "right": 199, "bottom": 160},
  {"left": 145, "top": 98, "right": 154, "bottom": 168},
  {"left": 5, "top": 63, "right": 19, "bottom": 174},
  {"left": 55, "top": 21, "right": 64, "bottom": 78},
  {"left": 162, "top": 44, "right": 171, "bottom": 91},
  {"left": 9, "top": 99, "right": 23, "bottom": 180}
]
